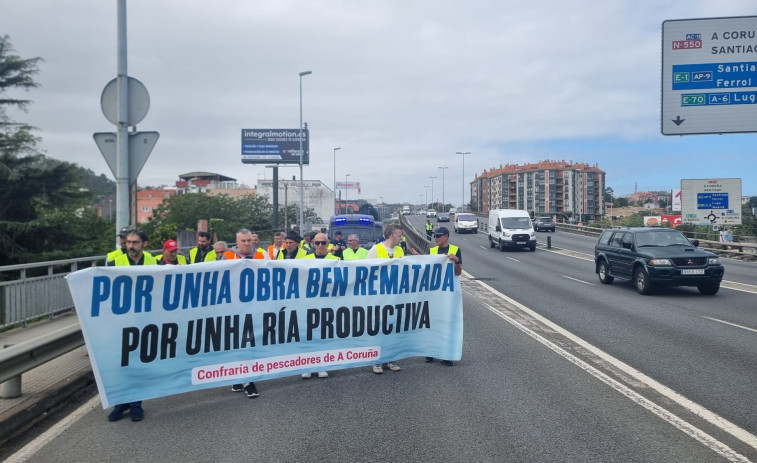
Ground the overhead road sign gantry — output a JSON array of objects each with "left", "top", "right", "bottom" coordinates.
[{"left": 662, "top": 15, "right": 757, "bottom": 135}]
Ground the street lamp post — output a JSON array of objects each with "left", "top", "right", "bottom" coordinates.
[
  {"left": 423, "top": 185, "right": 429, "bottom": 208},
  {"left": 429, "top": 176, "right": 437, "bottom": 210},
  {"left": 456, "top": 151, "right": 470, "bottom": 211},
  {"left": 379, "top": 196, "right": 384, "bottom": 221},
  {"left": 438, "top": 166, "right": 448, "bottom": 211},
  {"left": 333, "top": 147, "right": 341, "bottom": 215},
  {"left": 298, "top": 70, "right": 312, "bottom": 234},
  {"left": 345, "top": 174, "right": 351, "bottom": 214}
]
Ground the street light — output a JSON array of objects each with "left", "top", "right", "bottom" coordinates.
[
  {"left": 429, "top": 176, "right": 437, "bottom": 210},
  {"left": 379, "top": 196, "right": 384, "bottom": 221},
  {"left": 438, "top": 166, "right": 448, "bottom": 211},
  {"left": 456, "top": 151, "right": 470, "bottom": 211},
  {"left": 298, "top": 70, "right": 312, "bottom": 234},
  {"left": 423, "top": 185, "right": 429, "bottom": 208},
  {"left": 333, "top": 147, "right": 341, "bottom": 215},
  {"left": 345, "top": 173, "right": 351, "bottom": 214}
]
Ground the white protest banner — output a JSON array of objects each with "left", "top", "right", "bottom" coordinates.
[{"left": 66, "top": 256, "right": 462, "bottom": 407}]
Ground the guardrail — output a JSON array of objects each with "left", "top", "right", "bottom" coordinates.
[
  {"left": 1, "top": 256, "right": 103, "bottom": 329},
  {"left": 0, "top": 322, "right": 84, "bottom": 398}
]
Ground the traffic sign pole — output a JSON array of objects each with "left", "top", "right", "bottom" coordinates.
[{"left": 116, "top": 0, "right": 129, "bottom": 239}]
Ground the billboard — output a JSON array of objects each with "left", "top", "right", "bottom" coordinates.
[
  {"left": 680, "top": 178, "right": 742, "bottom": 225},
  {"left": 241, "top": 129, "right": 309, "bottom": 165},
  {"left": 671, "top": 188, "right": 682, "bottom": 212},
  {"left": 643, "top": 216, "right": 682, "bottom": 227},
  {"left": 336, "top": 181, "right": 361, "bottom": 193},
  {"left": 662, "top": 16, "right": 757, "bottom": 135}
]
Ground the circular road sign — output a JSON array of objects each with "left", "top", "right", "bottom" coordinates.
[{"left": 100, "top": 77, "right": 150, "bottom": 126}]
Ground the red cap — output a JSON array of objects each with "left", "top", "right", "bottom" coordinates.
[{"left": 163, "top": 239, "right": 179, "bottom": 251}]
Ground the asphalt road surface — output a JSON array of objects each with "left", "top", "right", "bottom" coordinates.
[{"left": 6, "top": 222, "right": 756, "bottom": 463}]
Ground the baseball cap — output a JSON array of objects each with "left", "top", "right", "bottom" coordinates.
[
  {"left": 434, "top": 227, "right": 450, "bottom": 237},
  {"left": 163, "top": 239, "right": 179, "bottom": 251},
  {"left": 117, "top": 226, "right": 133, "bottom": 237}
]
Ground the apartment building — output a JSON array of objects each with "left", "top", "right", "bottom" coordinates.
[{"left": 471, "top": 160, "right": 606, "bottom": 222}]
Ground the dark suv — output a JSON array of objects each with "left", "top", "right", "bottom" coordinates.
[
  {"left": 594, "top": 227, "right": 724, "bottom": 295},
  {"left": 533, "top": 217, "right": 555, "bottom": 232}
]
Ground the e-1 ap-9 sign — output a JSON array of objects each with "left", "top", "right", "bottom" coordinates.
[
  {"left": 241, "top": 128, "right": 309, "bottom": 165},
  {"left": 680, "top": 178, "right": 742, "bottom": 225},
  {"left": 662, "top": 16, "right": 757, "bottom": 135}
]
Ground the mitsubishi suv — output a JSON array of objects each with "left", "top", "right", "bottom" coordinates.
[{"left": 594, "top": 227, "right": 724, "bottom": 295}]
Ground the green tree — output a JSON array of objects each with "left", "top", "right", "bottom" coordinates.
[
  {"left": 1, "top": 36, "right": 114, "bottom": 264},
  {"left": 358, "top": 203, "right": 379, "bottom": 221},
  {"left": 144, "top": 192, "right": 284, "bottom": 244}
]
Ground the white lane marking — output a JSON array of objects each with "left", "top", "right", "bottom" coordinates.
[
  {"left": 5, "top": 395, "right": 100, "bottom": 463},
  {"left": 470, "top": 277, "right": 757, "bottom": 461},
  {"left": 720, "top": 280, "right": 757, "bottom": 295},
  {"left": 702, "top": 316, "right": 757, "bottom": 333},
  {"left": 479, "top": 246, "right": 488, "bottom": 250},
  {"left": 562, "top": 275, "right": 594, "bottom": 285},
  {"left": 506, "top": 256, "right": 519, "bottom": 262}
]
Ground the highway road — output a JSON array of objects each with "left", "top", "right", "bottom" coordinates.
[{"left": 5, "top": 219, "right": 756, "bottom": 463}]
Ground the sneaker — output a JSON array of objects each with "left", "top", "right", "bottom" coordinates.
[
  {"left": 107, "top": 404, "right": 129, "bottom": 422},
  {"left": 386, "top": 362, "right": 401, "bottom": 372},
  {"left": 442, "top": 360, "right": 454, "bottom": 366},
  {"left": 317, "top": 371, "right": 328, "bottom": 378},
  {"left": 244, "top": 383, "right": 260, "bottom": 398},
  {"left": 231, "top": 384, "right": 244, "bottom": 392},
  {"left": 372, "top": 364, "right": 383, "bottom": 374},
  {"left": 425, "top": 357, "right": 434, "bottom": 363},
  {"left": 301, "top": 372, "right": 312, "bottom": 379},
  {"left": 129, "top": 404, "right": 144, "bottom": 422}
]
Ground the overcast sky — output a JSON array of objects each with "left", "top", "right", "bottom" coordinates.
[{"left": 3, "top": 0, "right": 757, "bottom": 207}]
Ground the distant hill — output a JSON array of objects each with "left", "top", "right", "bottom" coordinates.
[{"left": 76, "top": 167, "right": 115, "bottom": 201}]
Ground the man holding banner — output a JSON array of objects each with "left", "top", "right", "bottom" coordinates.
[
  {"left": 108, "top": 229, "right": 155, "bottom": 422},
  {"left": 425, "top": 226, "right": 462, "bottom": 366},
  {"left": 367, "top": 224, "right": 405, "bottom": 374}
]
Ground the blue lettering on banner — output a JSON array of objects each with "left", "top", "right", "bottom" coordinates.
[{"left": 68, "top": 257, "right": 462, "bottom": 408}]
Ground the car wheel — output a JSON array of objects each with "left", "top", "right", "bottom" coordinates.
[
  {"left": 597, "top": 261, "right": 614, "bottom": 284},
  {"left": 697, "top": 282, "right": 720, "bottom": 295},
  {"left": 489, "top": 237, "right": 496, "bottom": 248},
  {"left": 529, "top": 243, "right": 536, "bottom": 252},
  {"left": 634, "top": 267, "right": 653, "bottom": 295},
  {"left": 474, "top": 229, "right": 478, "bottom": 234},
  {"left": 499, "top": 239, "right": 506, "bottom": 252}
]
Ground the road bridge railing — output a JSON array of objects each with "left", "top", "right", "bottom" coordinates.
[{"left": 0, "top": 321, "right": 84, "bottom": 398}]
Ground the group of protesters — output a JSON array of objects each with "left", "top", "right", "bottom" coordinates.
[{"left": 103, "top": 223, "right": 462, "bottom": 423}]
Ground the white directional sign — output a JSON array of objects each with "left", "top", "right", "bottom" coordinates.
[
  {"left": 662, "top": 16, "right": 757, "bottom": 135},
  {"left": 94, "top": 131, "right": 160, "bottom": 184},
  {"left": 680, "top": 178, "right": 742, "bottom": 226}
]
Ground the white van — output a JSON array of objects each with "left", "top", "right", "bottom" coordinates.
[{"left": 488, "top": 209, "right": 536, "bottom": 251}]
